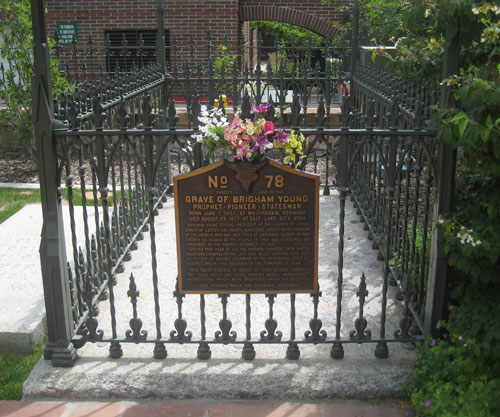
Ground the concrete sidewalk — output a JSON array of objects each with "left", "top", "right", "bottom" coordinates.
[{"left": 0, "top": 399, "right": 409, "bottom": 416}]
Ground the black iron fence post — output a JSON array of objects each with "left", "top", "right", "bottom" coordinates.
[
  {"left": 375, "top": 135, "right": 397, "bottom": 359},
  {"left": 156, "top": 0, "right": 167, "bottom": 75},
  {"left": 31, "top": 0, "right": 76, "bottom": 366},
  {"left": 351, "top": 0, "right": 359, "bottom": 75},
  {"left": 156, "top": 0, "right": 172, "bottom": 186},
  {"left": 331, "top": 94, "right": 350, "bottom": 360},
  {"left": 424, "top": 23, "right": 459, "bottom": 337}
]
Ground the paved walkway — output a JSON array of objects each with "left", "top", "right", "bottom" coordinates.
[{"left": 0, "top": 399, "right": 409, "bottom": 416}]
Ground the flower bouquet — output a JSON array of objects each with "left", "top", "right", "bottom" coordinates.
[{"left": 189, "top": 103, "right": 307, "bottom": 168}]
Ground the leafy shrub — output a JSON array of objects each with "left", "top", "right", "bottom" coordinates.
[
  {"left": 404, "top": 293, "right": 500, "bottom": 417},
  {"left": 0, "top": 0, "right": 69, "bottom": 145},
  {"left": 396, "top": 2, "right": 500, "bottom": 416}
]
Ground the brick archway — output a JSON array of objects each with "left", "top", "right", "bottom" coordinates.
[{"left": 239, "top": 5, "right": 339, "bottom": 39}]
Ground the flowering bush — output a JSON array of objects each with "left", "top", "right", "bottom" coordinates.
[
  {"left": 190, "top": 104, "right": 307, "bottom": 167},
  {"left": 403, "top": 303, "right": 500, "bottom": 417}
]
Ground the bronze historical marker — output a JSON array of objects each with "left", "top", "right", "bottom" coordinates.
[{"left": 174, "top": 159, "right": 319, "bottom": 293}]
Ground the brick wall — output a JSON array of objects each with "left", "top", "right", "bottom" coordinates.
[
  {"left": 44, "top": 0, "right": 348, "bottom": 75},
  {"left": 46, "top": 0, "right": 240, "bottom": 73}
]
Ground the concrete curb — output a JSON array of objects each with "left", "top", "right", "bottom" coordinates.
[{"left": 0, "top": 182, "right": 40, "bottom": 189}]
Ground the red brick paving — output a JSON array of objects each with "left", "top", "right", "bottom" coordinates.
[
  {"left": 210, "top": 402, "right": 322, "bottom": 417},
  {"left": 0, "top": 400, "right": 409, "bottom": 417},
  {"left": 0, "top": 401, "right": 66, "bottom": 417},
  {"left": 122, "top": 402, "right": 206, "bottom": 417},
  {"left": 325, "top": 403, "right": 407, "bottom": 417},
  {"left": 67, "top": 402, "right": 123, "bottom": 417}
]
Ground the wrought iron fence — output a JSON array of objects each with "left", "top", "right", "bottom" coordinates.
[
  {"left": 343, "top": 65, "right": 439, "bottom": 337},
  {"left": 31, "top": 0, "right": 452, "bottom": 367}
]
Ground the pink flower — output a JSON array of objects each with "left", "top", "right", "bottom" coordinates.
[
  {"left": 231, "top": 117, "right": 243, "bottom": 128},
  {"left": 224, "top": 131, "right": 238, "bottom": 143},
  {"left": 250, "top": 103, "right": 271, "bottom": 114},
  {"left": 273, "top": 128, "right": 289, "bottom": 146},
  {"left": 235, "top": 146, "right": 253, "bottom": 160},
  {"left": 431, "top": 339, "right": 437, "bottom": 347},
  {"left": 436, "top": 322, "right": 442, "bottom": 329},
  {"left": 425, "top": 400, "right": 431, "bottom": 408},
  {"left": 262, "top": 120, "right": 274, "bottom": 135},
  {"left": 252, "top": 134, "right": 272, "bottom": 152}
]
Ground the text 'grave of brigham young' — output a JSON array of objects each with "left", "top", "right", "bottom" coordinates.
[{"left": 174, "top": 159, "right": 319, "bottom": 293}]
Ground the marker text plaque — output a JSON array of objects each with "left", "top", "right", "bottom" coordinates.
[{"left": 174, "top": 159, "right": 319, "bottom": 293}]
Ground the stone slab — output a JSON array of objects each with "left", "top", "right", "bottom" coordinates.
[
  {"left": 22, "top": 193, "right": 416, "bottom": 400},
  {"left": 24, "top": 354, "right": 413, "bottom": 401},
  {"left": 0, "top": 204, "right": 47, "bottom": 353},
  {"left": 0, "top": 204, "right": 100, "bottom": 353}
]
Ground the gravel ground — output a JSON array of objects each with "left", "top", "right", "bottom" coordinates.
[
  {"left": 0, "top": 145, "right": 337, "bottom": 187},
  {"left": 0, "top": 148, "right": 39, "bottom": 184}
]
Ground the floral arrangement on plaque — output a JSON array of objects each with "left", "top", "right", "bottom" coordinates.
[{"left": 188, "top": 104, "right": 307, "bottom": 168}]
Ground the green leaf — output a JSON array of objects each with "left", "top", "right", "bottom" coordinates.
[
  {"left": 459, "top": 118, "right": 468, "bottom": 138},
  {"left": 481, "top": 128, "right": 490, "bottom": 142}
]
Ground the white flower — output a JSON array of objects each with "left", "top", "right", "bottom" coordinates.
[
  {"left": 471, "top": 7, "right": 479, "bottom": 15},
  {"left": 456, "top": 225, "right": 481, "bottom": 247},
  {"left": 182, "top": 139, "right": 193, "bottom": 152}
]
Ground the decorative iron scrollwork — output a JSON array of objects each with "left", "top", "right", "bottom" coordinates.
[
  {"left": 215, "top": 294, "right": 236, "bottom": 343},
  {"left": 125, "top": 274, "right": 147, "bottom": 342},
  {"left": 141, "top": 94, "right": 156, "bottom": 129},
  {"left": 81, "top": 261, "right": 104, "bottom": 342},
  {"left": 240, "top": 90, "right": 251, "bottom": 119},
  {"left": 260, "top": 295, "right": 282, "bottom": 341},
  {"left": 315, "top": 95, "right": 328, "bottom": 127},
  {"left": 395, "top": 314, "right": 413, "bottom": 340},
  {"left": 170, "top": 287, "right": 192, "bottom": 341},
  {"left": 340, "top": 90, "right": 352, "bottom": 127},
  {"left": 92, "top": 94, "right": 106, "bottom": 129},
  {"left": 290, "top": 94, "right": 304, "bottom": 126},
  {"left": 350, "top": 273, "right": 372, "bottom": 341},
  {"left": 190, "top": 96, "right": 201, "bottom": 127},
  {"left": 167, "top": 98, "right": 179, "bottom": 127},
  {"left": 305, "top": 291, "right": 327, "bottom": 343}
]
